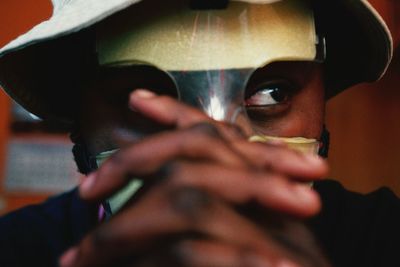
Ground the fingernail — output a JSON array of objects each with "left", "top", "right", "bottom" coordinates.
[
  {"left": 267, "top": 139, "right": 286, "bottom": 146},
  {"left": 132, "top": 89, "right": 156, "bottom": 99},
  {"left": 59, "top": 247, "right": 78, "bottom": 267},
  {"left": 304, "top": 154, "right": 323, "bottom": 165},
  {"left": 80, "top": 172, "right": 97, "bottom": 194},
  {"left": 292, "top": 184, "right": 314, "bottom": 203}
]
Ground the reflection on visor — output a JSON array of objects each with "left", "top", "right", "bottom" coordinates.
[{"left": 170, "top": 69, "right": 253, "bottom": 122}]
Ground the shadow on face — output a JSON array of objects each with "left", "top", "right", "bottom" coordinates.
[{"left": 78, "top": 61, "right": 325, "bottom": 155}]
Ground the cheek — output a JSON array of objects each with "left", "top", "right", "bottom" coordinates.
[
  {"left": 283, "top": 92, "right": 325, "bottom": 139},
  {"left": 289, "top": 73, "right": 325, "bottom": 138},
  {"left": 78, "top": 94, "right": 124, "bottom": 154}
]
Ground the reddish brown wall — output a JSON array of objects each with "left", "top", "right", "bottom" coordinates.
[
  {"left": 0, "top": 0, "right": 399, "bottom": 203},
  {"left": 0, "top": 91, "right": 10, "bottom": 193},
  {"left": 0, "top": 0, "right": 51, "bottom": 213},
  {"left": 325, "top": 0, "right": 400, "bottom": 195},
  {"left": 0, "top": 0, "right": 51, "bottom": 47},
  {"left": 326, "top": 53, "right": 400, "bottom": 195}
]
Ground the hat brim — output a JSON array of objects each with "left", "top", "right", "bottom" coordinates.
[
  {"left": 0, "top": 0, "right": 393, "bottom": 125},
  {"left": 315, "top": 0, "right": 393, "bottom": 98}
]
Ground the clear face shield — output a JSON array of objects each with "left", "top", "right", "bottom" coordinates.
[
  {"left": 97, "top": 0, "right": 324, "bottom": 147},
  {"left": 95, "top": 0, "right": 325, "bottom": 215}
]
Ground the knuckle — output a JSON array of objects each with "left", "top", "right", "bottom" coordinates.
[
  {"left": 102, "top": 150, "right": 134, "bottom": 180},
  {"left": 170, "top": 240, "right": 198, "bottom": 266},
  {"left": 139, "top": 244, "right": 185, "bottom": 267},
  {"left": 169, "top": 187, "right": 213, "bottom": 221},
  {"left": 223, "top": 123, "right": 247, "bottom": 138},
  {"left": 175, "top": 123, "right": 225, "bottom": 156},
  {"left": 189, "top": 122, "right": 221, "bottom": 138},
  {"left": 107, "top": 149, "right": 130, "bottom": 168},
  {"left": 230, "top": 124, "right": 246, "bottom": 137},
  {"left": 90, "top": 226, "right": 114, "bottom": 250},
  {"left": 167, "top": 241, "right": 190, "bottom": 267},
  {"left": 161, "top": 161, "right": 185, "bottom": 182}
]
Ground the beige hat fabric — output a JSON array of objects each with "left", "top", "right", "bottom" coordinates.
[{"left": 0, "top": 0, "right": 393, "bottom": 125}]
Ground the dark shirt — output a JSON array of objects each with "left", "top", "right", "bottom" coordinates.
[
  {"left": 0, "top": 190, "right": 97, "bottom": 267},
  {"left": 0, "top": 180, "right": 399, "bottom": 267},
  {"left": 310, "top": 180, "right": 400, "bottom": 267}
]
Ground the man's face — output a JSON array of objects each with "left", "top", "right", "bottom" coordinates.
[
  {"left": 78, "top": 0, "right": 326, "bottom": 156},
  {"left": 78, "top": 60, "right": 325, "bottom": 156}
]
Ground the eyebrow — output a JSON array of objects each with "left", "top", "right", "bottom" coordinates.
[{"left": 248, "top": 61, "right": 321, "bottom": 85}]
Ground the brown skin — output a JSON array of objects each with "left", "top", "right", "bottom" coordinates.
[{"left": 60, "top": 61, "right": 329, "bottom": 267}]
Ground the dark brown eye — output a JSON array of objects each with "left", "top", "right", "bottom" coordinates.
[{"left": 245, "top": 81, "right": 291, "bottom": 107}]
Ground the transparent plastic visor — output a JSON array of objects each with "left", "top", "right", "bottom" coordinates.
[
  {"left": 97, "top": 0, "right": 320, "bottom": 137},
  {"left": 97, "top": 0, "right": 318, "bottom": 131}
]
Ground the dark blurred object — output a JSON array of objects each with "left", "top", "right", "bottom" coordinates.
[
  {"left": 239, "top": 202, "right": 331, "bottom": 267},
  {"left": 10, "top": 101, "right": 69, "bottom": 133},
  {"left": 327, "top": 45, "right": 400, "bottom": 195}
]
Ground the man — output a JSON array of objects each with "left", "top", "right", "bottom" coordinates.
[{"left": 0, "top": 0, "right": 398, "bottom": 267}]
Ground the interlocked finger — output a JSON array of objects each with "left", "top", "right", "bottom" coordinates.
[
  {"left": 80, "top": 123, "right": 248, "bottom": 201},
  {"left": 61, "top": 186, "right": 304, "bottom": 267}
]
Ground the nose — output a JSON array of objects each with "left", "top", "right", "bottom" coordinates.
[{"left": 169, "top": 68, "right": 255, "bottom": 134}]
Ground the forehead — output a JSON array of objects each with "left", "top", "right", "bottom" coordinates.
[{"left": 97, "top": 0, "right": 317, "bottom": 71}]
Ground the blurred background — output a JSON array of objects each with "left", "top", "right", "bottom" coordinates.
[{"left": 0, "top": 0, "right": 399, "bottom": 215}]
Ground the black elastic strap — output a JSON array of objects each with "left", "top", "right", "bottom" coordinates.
[
  {"left": 318, "top": 125, "right": 330, "bottom": 158},
  {"left": 190, "top": 0, "right": 229, "bottom": 10},
  {"left": 70, "top": 130, "right": 98, "bottom": 175}
]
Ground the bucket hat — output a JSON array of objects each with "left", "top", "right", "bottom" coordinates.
[{"left": 0, "top": 0, "right": 393, "bottom": 126}]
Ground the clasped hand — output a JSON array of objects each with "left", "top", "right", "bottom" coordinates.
[{"left": 60, "top": 89, "right": 330, "bottom": 267}]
